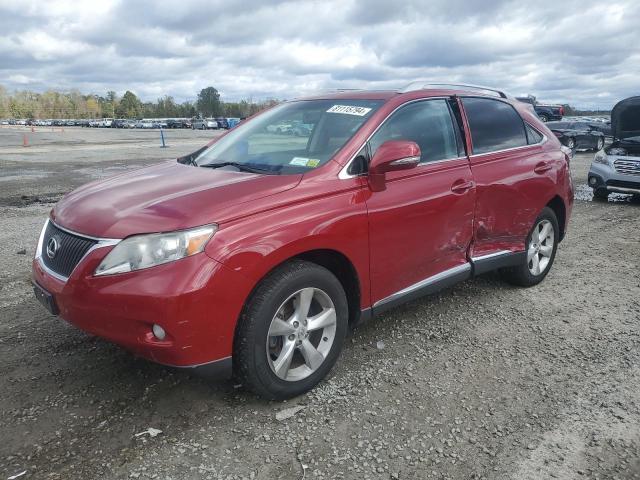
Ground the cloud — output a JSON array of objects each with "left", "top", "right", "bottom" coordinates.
[{"left": 0, "top": 0, "right": 637, "bottom": 108}]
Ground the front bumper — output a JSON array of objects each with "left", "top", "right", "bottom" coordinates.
[
  {"left": 589, "top": 161, "right": 640, "bottom": 195},
  {"left": 32, "top": 243, "right": 254, "bottom": 375}
]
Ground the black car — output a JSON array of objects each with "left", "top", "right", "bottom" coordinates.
[
  {"left": 166, "top": 119, "right": 190, "bottom": 129},
  {"left": 546, "top": 121, "right": 606, "bottom": 151},
  {"left": 516, "top": 97, "right": 564, "bottom": 122},
  {"left": 215, "top": 117, "right": 229, "bottom": 129}
]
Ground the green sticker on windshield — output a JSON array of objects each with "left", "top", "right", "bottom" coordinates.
[
  {"left": 290, "top": 157, "right": 321, "bottom": 168},
  {"left": 306, "top": 159, "right": 320, "bottom": 167}
]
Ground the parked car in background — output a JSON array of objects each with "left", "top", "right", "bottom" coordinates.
[
  {"left": 588, "top": 96, "right": 640, "bottom": 200},
  {"left": 32, "top": 84, "right": 573, "bottom": 399},
  {"left": 215, "top": 117, "right": 229, "bottom": 129},
  {"left": 135, "top": 120, "right": 154, "bottom": 129},
  {"left": 227, "top": 118, "right": 241, "bottom": 128},
  {"left": 546, "top": 121, "right": 605, "bottom": 151},
  {"left": 192, "top": 118, "right": 218, "bottom": 130},
  {"left": 517, "top": 96, "right": 564, "bottom": 122}
]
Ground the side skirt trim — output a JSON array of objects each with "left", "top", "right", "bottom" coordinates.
[
  {"left": 471, "top": 250, "right": 525, "bottom": 276},
  {"left": 372, "top": 263, "right": 472, "bottom": 316}
]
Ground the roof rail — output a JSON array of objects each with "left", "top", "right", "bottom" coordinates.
[{"left": 399, "top": 82, "right": 508, "bottom": 98}]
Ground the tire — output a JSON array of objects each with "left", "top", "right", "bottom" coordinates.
[
  {"left": 500, "top": 207, "right": 559, "bottom": 287},
  {"left": 566, "top": 137, "right": 575, "bottom": 149},
  {"left": 539, "top": 115, "right": 548, "bottom": 123},
  {"left": 234, "top": 260, "right": 348, "bottom": 400},
  {"left": 593, "top": 188, "right": 609, "bottom": 200},
  {"left": 595, "top": 137, "right": 604, "bottom": 151}
]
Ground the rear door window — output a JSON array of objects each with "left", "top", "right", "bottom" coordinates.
[{"left": 462, "top": 97, "right": 528, "bottom": 155}]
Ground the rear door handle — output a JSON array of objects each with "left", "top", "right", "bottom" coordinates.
[
  {"left": 534, "top": 162, "right": 553, "bottom": 174},
  {"left": 451, "top": 179, "right": 474, "bottom": 194}
]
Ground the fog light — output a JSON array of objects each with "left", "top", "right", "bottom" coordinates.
[
  {"left": 589, "top": 177, "right": 597, "bottom": 186},
  {"left": 152, "top": 324, "right": 166, "bottom": 340}
]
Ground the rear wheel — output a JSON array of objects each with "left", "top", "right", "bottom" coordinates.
[
  {"left": 500, "top": 207, "right": 559, "bottom": 287},
  {"left": 595, "top": 137, "right": 604, "bottom": 151},
  {"left": 539, "top": 115, "right": 548, "bottom": 122},
  {"left": 566, "top": 137, "right": 575, "bottom": 149},
  {"left": 234, "top": 260, "right": 348, "bottom": 400}
]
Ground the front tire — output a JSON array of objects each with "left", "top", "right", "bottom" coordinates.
[
  {"left": 234, "top": 260, "right": 348, "bottom": 400},
  {"left": 500, "top": 207, "right": 559, "bottom": 287}
]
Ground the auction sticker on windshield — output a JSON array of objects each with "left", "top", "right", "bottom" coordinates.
[{"left": 326, "top": 105, "right": 372, "bottom": 116}]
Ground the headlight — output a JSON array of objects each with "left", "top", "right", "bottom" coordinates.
[
  {"left": 606, "top": 147, "right": 627, "bottom": 156},
  {"left": 95, "top": 225, "right": 217, "bottom": 276},
  {"left": 593, "top": 151, "right": 609, "bottom": 165}
]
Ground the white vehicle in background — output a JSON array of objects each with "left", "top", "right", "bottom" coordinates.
[
  {"left": 135, "top": 120, "right": 154, "bottom": 129},
  {"left": 192, "top": 118, "right": 218, "bottom": 130}
]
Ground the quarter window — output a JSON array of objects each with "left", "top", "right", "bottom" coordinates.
[
  {"left": 525, "top": 124, "right": 543, "bottom": 144},
  {"left": 462, "top": 97, "right": 528, "bottom": 154},
  {"left": 369, "top": 100, "right": 460, "bottom": 163}
]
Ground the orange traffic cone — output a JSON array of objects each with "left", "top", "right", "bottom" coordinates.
[{"left": 23, "top": 134, "right": 29, "bottom": 147}]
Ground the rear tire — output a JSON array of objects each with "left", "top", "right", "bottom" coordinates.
[
  {"left": 595, "top": 137, "right": 604, "bottom": 151},
  {"left": 234, "top": 260, "right": 348, "bottom": 400},
  {"left": 500, "top": 207, "right": 559, "bottom": 287}
]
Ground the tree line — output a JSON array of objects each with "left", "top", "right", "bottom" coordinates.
[{"left": 0, "top": 85, "right": 279, "bottom": 119}]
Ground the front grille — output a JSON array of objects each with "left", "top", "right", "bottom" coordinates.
[
  {"left": 614, "top": 158, "right": 640, "bottom": 176},
  {"left": 41, "top": 222, "right": 98, "bottom": 278}
]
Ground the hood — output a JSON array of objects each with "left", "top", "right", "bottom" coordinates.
[
  {"left": 611, "top": 96, "right": 640, "bottom": 140},
  {"left": 52, "top": 161, "right": 301, "bottom": 238}
]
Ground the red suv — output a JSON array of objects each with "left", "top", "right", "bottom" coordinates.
[{"left": 32, "top": 83, "right": 573, "bottom": 399}]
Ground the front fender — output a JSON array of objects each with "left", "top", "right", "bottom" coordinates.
[{"left": 204, "top": 188, "right": 371, "bottom": 308}]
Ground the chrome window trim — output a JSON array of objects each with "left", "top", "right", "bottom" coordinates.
[
  {"left": 35, "top": 219, "right": 121, "bottom": 283},
  {"left": 338, "top": 96, "right": 462, "bottom": 179},
  {"left": 373, "top": 263, "right": 471, "bottom": 308},
  {"left": 468, "top": 134, "right": 548, "bottom": 159}
]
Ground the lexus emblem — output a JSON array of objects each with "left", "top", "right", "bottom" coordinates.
[{"left": 46, "top": 236, "right": 60, "bottom": 259}]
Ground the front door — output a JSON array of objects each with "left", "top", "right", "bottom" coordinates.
[{"left": 365, "top": 99, "right": 475, "bottom": 306}]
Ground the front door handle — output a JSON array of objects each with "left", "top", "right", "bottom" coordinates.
[
  {"left": 451, "top": 179, "right": 474, "bottom": 194},
  {"left": 534, "top": 161, "right": 553, "bottom": 174}
]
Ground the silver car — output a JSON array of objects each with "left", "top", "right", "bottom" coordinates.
[
  {"left": 192, "top": 118, "right": 218, "bottom": 130},
  {"left": 588, "top": 96, "right": 640, "bottom": 199}
]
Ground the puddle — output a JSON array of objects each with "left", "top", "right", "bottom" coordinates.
[{"left": 574, "top": 184, "right": 640, "bottom": 204}]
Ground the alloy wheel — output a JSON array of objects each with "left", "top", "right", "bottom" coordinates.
[
  {"left": 527, "top": 219, "right": 554, "bottom": 276},
  {"left": 266, "top": 287, "right": 337, "bottom": 381},
  {"left": 567, "top": 138, "right": 575, "bottom": 149},
  {"left": 597, "top": 138, "right": 604, "bottom": 150}
]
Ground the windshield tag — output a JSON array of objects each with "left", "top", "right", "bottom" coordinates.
[
  {"left": 290, "top": 157, "right": 310, "bottom": 166},
  {"left": 326, "top": 105, "right": 372, "bottom": 116}
]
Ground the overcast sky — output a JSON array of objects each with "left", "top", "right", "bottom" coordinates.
[{"left": 1, "top": 0, "right": 638, "bottom": 109}]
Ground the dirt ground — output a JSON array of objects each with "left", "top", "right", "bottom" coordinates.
[{"left": 0, "top": 126, "right": 639, "bottom": 480}]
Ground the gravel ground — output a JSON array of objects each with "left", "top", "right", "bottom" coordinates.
[{"left": 1, "top": 127, "right": 639, "bottom": 480}]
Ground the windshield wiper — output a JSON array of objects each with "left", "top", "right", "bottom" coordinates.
[{"left": 199, "top": 161, "right": 275, "bottom": 174}]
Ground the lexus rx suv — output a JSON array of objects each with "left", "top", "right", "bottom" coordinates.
[
  {"left": 32, "top": 83, "right": 574, "bottom": 399},
  {"left": 589, "top": 96, "right": 640, "bottom": 199}
]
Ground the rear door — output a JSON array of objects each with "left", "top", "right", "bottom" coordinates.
[
  {"left": 461, "top": 97, "right": 555, "bottom": 257},
  {"left": 365, "top": 98, "right": 475, "bottom": 305}
]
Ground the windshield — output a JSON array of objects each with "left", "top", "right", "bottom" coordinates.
[{"left": 193, "top": 99, "right": 383, "bottom": 174}]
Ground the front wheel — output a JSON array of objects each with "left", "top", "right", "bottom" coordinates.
[
  {"left": 234, "top": 260, "right": 348, "bottom": 399},
  {"left": 539, "top": 115, "right": 548, "bottom": 122},
  {"left": 500, "top": 207, "right": 559, "bottom": 287},
  {"left": 566, "top": 137, "right": 575, "bottom": 149}
]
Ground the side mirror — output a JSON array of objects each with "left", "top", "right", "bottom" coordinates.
[{"left": 368, "top": 140, "right": 421, "bottom": 192}]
